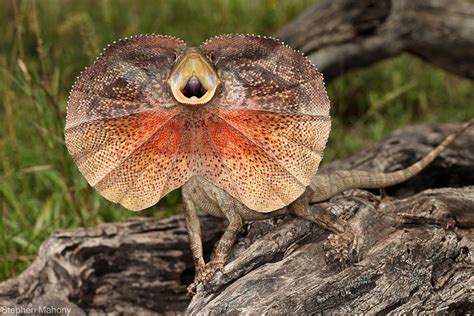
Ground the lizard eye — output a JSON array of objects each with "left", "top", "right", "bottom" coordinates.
[{"left": 208, "top": 52, "right": 215, "bottom": 62}]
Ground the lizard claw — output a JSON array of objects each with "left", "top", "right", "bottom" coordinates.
[
  {"left": 323, "top": 230, "right": 359, "bottom": 269},
  {"left": 187, "top": 261, "right": 224, "bottom": 296}
]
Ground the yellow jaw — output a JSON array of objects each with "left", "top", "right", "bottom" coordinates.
[{"left": 168, "top": 50, "right": 220, "bottom": 105}]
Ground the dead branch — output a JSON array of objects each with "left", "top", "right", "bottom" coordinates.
[{"left": 276, "top": 0, "right": 474, "bottom": 80}]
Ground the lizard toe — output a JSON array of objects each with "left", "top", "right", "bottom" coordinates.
[
  {"left": 323, "top": 230, "right": 359, "bottom": 269},
  {"left": 187, "top": 261, "right": 225, "bottom": 295}
]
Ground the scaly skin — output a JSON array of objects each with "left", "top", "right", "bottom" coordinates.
[
  {"left": 64, "top": 34, "right": 473, "bottom": 295},
  {"left": 182, "top": 118, "right": 474, "bottom": 293},
  {"left": 65, "top": 34, "right": 330, "bottom": 212}
]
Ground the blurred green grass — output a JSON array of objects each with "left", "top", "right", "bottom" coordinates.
[{"left": 0, "top": 0, "right": 473, "bottom": 281}]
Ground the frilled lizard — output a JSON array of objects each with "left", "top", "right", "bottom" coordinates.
[{"left": 64, "top": 34, "right": 473, "bottom": 294}]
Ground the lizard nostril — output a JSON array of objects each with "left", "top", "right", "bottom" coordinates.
[{"left": 182, "top": 76, "right": 207, "bottom": 98}]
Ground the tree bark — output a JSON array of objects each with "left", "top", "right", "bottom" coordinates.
[
  {"left": 0, "top": 215, "right": 226, "bottom": 315},
  {"left": 0, "top": 123, "right": 473, "bottom": 315},
  {"left": 275, "top": 0, "right": 474, "bottom": 81},
  {"left": 187, "top": 123, "right": 474, "bottom": 315}
]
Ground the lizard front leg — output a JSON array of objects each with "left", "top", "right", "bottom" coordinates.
[
  {"left": 183, "top": 197, "right": 206, "bottom": 294},
  {"left": 189, "top": 210, "right": 242, "bottom": 295},
  {"left": 208, "top": 209, "right": 243, "bottom": 272},
  {"left": 184, "top": 182, "right": 243, "bottom": 295}
]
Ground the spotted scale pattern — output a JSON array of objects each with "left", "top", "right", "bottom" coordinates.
[{"left": 65, "top": 34, "right": 330, "bottom": 212}]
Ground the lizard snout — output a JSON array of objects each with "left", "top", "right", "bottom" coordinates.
[{"left": 168, "top": 50, "right": 220, "bottom": 105}]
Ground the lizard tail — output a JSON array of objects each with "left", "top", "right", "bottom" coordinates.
[{"left": 310, "top": 118, "right": 474, "bottom": 203}]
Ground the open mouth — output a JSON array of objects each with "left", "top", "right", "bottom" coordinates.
[
  {"left": 182, "top": 76, "right": 207, "bottom": 99},
  {"left": 168, "top": 50, "right": 220, "bottom": 105}
]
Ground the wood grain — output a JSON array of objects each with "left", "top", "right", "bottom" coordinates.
[{"left": 1, "top": 123, "right": 473, "bottom": 315}]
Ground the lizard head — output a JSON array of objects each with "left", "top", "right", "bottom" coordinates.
[
  {"left": 167, "top": 49, "right": 220, "bottom": 105},
  {"left": 65, "top": 34, "right": 330, "bottom": 212}
]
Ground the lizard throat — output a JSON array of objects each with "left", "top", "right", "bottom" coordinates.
[{"left": 168, "top": 51, "right": 220, "bottom": 105}]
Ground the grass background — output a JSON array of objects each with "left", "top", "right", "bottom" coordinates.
[{"left": 0, "top": 0, "right": 473, "bottom": 281}]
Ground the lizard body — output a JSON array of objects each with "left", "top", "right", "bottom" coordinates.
[
  {"left": 181, "top": 118, "right": 473, "bottom": 292},
  {"left": 64, "top": 34, "right": 473, "bottom": 294}
]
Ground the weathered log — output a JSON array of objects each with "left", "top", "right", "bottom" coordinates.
[
  {"left": 187, "top": 123, "right": 474, "bottom": 314},
  {"left": 0, "top": 123, "right": 473, "bottom": 315},
  {"left": 0, "top": 215, "right": 226, "bottom": 315},
  {"left": 276, "top": 0, "right": 474, "bottom": 81}
]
